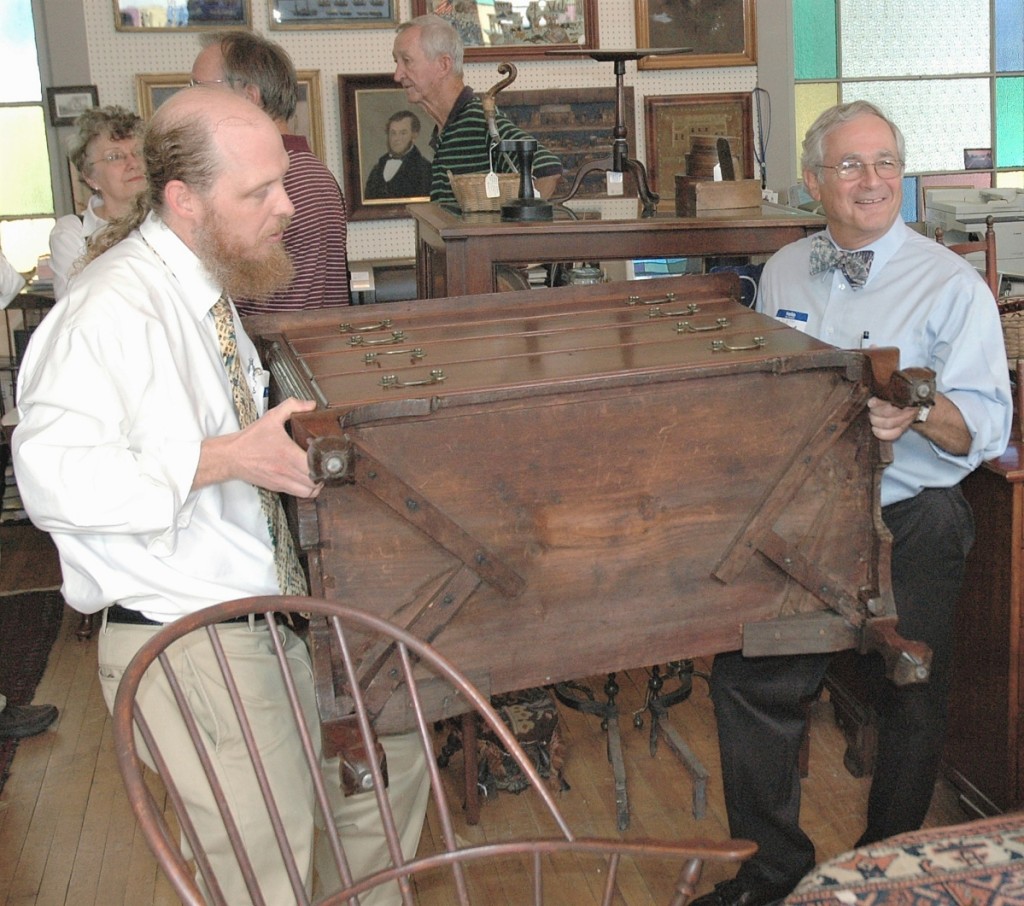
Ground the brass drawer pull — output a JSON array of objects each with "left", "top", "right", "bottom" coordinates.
[
  {"left": 339, "top": 319, "right": 393, "bottom": 333},
  {"left": 381, "top": 369, "right": 446, "bottom": 389},
  {"left": 711, "top": 336, "right": 766, "bottom": 352},
  {"left": 364, "top": 347, "right": 426, "bottom": 364},
  {"left": 627, "top": 292, "right": 676, "bottom": 306},
  {"left": 648, "top": 303, "right": 700, "bottom": 319},
  {"left": 348, "top": 330, "right": 407, "bottom": 347},
  {"left": 676, "top": 317, "right": 730, "bottom": 334}
]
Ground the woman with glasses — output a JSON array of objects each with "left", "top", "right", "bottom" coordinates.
[{"left": 49, "top": 105, "right": 146, "bottom": 298}]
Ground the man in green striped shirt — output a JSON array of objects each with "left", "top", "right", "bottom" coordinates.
[{"left": 392, "top": 14, "right": 562, "bottom": 210}]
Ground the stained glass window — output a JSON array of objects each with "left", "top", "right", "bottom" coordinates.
[{"left": 793, "top": 0, "right": 1024, "bottom": 222}]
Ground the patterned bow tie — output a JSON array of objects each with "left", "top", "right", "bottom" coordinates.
[{"left": 809, "top": 233, "right": 874, "bottom": 289}]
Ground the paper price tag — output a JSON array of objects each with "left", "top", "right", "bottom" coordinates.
[
  {"left": 606, "top": 171, "right": 624, "bottom": 196},
  {"left": 485, "top": 172, "right": 500, "bottom": 198}
]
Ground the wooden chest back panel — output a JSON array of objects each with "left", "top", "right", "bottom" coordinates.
[
  {"left": 253, "top": 276, "right": 883, "bottom": 695},
  {"left": 304, "top": 369, "right": 876, "bottom": 689}
]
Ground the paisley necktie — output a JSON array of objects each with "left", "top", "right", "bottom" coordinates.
[
  {"left": 809, "top": 233, "right": 874, "bottom": 289},
  {"left": 211, "top": 294, "right": 307, "bottom": 596}
]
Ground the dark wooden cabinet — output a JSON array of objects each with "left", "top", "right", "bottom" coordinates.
[
  {"left": 826, "top": 443, "right": 1024, "bottom": 816},
  {"left": 944, "top": 443, "right": 1024, "bottom": 815},
  {"left": 409, "top": 202, "right": 825, "bottom": 298}
]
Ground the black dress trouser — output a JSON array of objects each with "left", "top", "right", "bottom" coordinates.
[{"left": 709, "top": 485, "right": 975, "bottom": 889}]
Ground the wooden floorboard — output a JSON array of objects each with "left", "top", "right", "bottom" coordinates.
[{"left": 0, "top": 525, "right": 970, "bottom": 905}]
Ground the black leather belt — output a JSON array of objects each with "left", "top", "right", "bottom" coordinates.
[{"left": 105, "top": 603, "right": 264, "bottom": 626}]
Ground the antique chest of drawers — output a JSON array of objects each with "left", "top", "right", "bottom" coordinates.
[{"left": 247, "top": 274, "right": 925, "bottom": 736}]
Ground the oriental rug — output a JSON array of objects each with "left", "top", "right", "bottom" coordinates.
[
  {"left": 0, "top": 588, "right": 64, "bottom": 793},
  {"left": 786, "top": 811, "right": 1024, "bottom": 905}
]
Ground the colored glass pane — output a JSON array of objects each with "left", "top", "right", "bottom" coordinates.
[
  {"left": 995, "top": 171, "right": 1024, "bottom": 189},
  {"left": 901, "top": 177, "right": 918, "bottom": 223},
  {"left": 0, "top": 107, "right": 54, "bottom": 216},
  {"left": 996, "top": 0, "right": 1024, "bottom": 71},
  {"left": 794, "top": 83, "right": 839, "bottom": 175},
  {"left": 794, "top": 0, "right": 837, "bottom": 80},
  {"left": 996, "top": 78, "right": 1024, "bottom": 168},
  {"left": 843, "top": 80, "right": 990, "bottom": 173},
  {"left": 840, "top": 0, "right": 988, "bottom": 77},
  {"left": 0, "top": 0, "right": 41, "bottom": 103}
]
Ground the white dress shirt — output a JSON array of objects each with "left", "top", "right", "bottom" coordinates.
[
  {"left": 758, "top": 217, "right": 1011, "bottom": 506},
  {"left": 14, "top": 213, "right": 279, "bottom": 620},
  {"left": 48, "top": 194, "right": 107, "bottom": 299},
  {"left": 0, "top": 251, "right": 25, "bottom": 308}
]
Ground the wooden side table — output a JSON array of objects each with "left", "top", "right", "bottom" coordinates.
[
  {"left": 944, "top": 443, "right": 1024, "bottom": 815},
  {"left": 827, "top": 442, "right": 1024, "bottom": 815}
]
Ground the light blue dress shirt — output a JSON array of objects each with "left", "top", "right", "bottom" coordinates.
[{"left": 757, "top": 217, "right": 1012, "bottom": 506}]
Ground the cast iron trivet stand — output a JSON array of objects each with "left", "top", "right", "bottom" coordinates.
[
  {"left": 554, "top": 659, "right": 709, "bottom": 830},
  {"left": 545, "top": 48, "right": 690, "bottom": 217}
]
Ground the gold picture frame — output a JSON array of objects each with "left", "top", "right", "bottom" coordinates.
[
  {"left": 635, "top": 0, "right": 756, "bottom": 70},
  {"left": 643, "top": 92, "right": 754, "bottom": 196},
  {"left": 337, "top": 74, "right": 434, "bottom": 221},
  {"left": 134, "top": 70, "right": 326, "bottom": 163}
]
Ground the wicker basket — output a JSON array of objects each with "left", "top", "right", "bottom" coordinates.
[
  {"left": 1001, "top": 301, "right": 1024, "bottom": 369},
  {"left": 448, "top": 171, "right": 520, "bottom": 212}
]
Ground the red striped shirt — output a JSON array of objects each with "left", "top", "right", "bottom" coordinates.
[{"left": 234, "top": 134, "right": 350, "bottom": 315}]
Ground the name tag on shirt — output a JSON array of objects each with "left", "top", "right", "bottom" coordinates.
[{"left": 775, "top": 309, "right": 809, "bottom": 332}]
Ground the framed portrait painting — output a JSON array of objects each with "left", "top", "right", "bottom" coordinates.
[
  {"left": 270, "top": 0, "right": 397, "bottom": 29},
  {"left": 498, "top": 87, "right": 636, "bottom": 200},
  {"left": 411, "top": 0, "right": 598, "bottom": 61},
  {"left": 114, "top": 0, "right": 250, "bottom": 31},
  {"left": 643, "top": 93, "right": 754, "bottom": 196},
  {"left": 134, "top": 71, "right": 326, "bottom": 162},
  {"left": 338, "top": 74, "right": 435, "bottom": 221},
  {"left": 635, "top": 0, "right": 756, "bottom": 70}
]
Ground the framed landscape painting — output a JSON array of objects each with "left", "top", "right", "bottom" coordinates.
[
  {"left": 411, "top": 0, "right": 598, "bottom": 61},
  {"left": 635, "top": 0, "right": 755, "bottom": 70}
]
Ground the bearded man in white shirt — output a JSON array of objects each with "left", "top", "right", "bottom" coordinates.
[{"left": 13, "top": 87, "right": 427, "bottom": 905}]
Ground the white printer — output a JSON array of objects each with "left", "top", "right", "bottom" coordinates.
[{"left": 926, "top": 188, "right": 1024, "bottom": 283}]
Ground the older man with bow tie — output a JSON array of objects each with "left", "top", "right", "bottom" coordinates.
[{"left": 693, "top": 100, "right": 1012, "bottom": 906}]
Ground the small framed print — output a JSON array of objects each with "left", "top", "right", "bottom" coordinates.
[
  {"left": 964, "top": 148, "right": 993, "bottom": 170},
  {"left": 46, "top": 85, "right": 99, "bottom": 127},
  {"left": 114, "top": 0, "right": 250, "bottom": 30},
  {"left": 270, "top": 0, "right": 397, "bottom": 29}
]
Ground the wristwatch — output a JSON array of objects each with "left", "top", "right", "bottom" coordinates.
[{"left": 914, "top": 403, "right": 932, "bottom": 424}]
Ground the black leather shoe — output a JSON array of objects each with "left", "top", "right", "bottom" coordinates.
[
  {"left": 689, "top": 876, "right": 793, "bottom": 906},
  {"left": 0, "top": 703, "right": 58, "bottom": 739}
]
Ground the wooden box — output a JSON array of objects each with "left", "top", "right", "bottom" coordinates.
[
  {"left": 675, "top": 176, "right": 763, "bottom": 216},
  {"left": 249, "top": 275, "right": 916, "bottom": 737}
]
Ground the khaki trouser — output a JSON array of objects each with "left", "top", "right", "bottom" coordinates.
[{"left": 98, "top": 617, "right": 430, "bottom": 906}]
